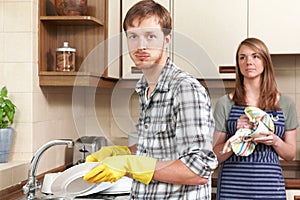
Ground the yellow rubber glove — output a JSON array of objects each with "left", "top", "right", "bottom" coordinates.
[
  {"left": 85, "top": 146, "right": 131, "bottom": 162},
  {"left": 84, "top": 155, "right": 156, "bottom": 185}
]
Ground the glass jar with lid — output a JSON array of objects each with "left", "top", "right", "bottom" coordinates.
[{"left": 56, "top": 42, "right": 76, "bottom": 72}]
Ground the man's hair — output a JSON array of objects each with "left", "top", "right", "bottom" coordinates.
[{"left": 123, "top": 0, "right": 172, "bottom": 36}]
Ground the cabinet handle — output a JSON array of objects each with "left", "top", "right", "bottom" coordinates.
[{"left": 219, "top": 66, "right": 236, "bottom": 74}]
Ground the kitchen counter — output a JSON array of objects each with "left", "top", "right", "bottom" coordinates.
[
  {"left": 17, "top": 192, "right": 130, "bottom": 200},
  {"left": 74, "top": 193, "right": 129, "bottom": 200},
  {"left": 4, "top": 161, "right": 300, "bottom": 200}
]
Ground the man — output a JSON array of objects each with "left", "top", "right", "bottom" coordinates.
[{"left": 84, "top": 0, "right": 218, "bottom": 199}]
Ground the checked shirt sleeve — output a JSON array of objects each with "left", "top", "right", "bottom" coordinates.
[{"left": 174, "top": 80, "right": 218, "bottom": 178}]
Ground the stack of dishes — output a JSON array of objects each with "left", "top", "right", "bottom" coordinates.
[
  {"left": 98, "top": 176, "right": 132, "bottom": 195},
  {"left": 44, "top": 162, "right": 132, "bottom": 198}
]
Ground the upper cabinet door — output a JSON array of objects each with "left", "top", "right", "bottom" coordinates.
[
  {"left": 107, "top": 1, "right": 121, "bottom": 78},
  {"left": 173, "top": 0, "right": 247, "bottom": 79},
  {"left": 249, "top": 0, "right": 300, "bottom": 54},
  {"left": 121, "top": 0, "right": 171, "bottom": 79}
]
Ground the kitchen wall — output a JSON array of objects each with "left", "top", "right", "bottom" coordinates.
[
  {"left": 0, "top": 0, "right": 300, "bottom": 192},
  {"left": 272, "top": 55, "right": 300, "bottom": 160},
  {"left": 0, "top": 0, "right": 76, "bottom": 189},
  {"left": 0, "top": 0, "right": 38, "bottom": 189},
  {"left": 0, "top": 0, "right": 134, "bottom": 190}
]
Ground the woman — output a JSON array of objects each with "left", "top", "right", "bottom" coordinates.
[{"left": 213, "top": 38, "right": 298, "bottom": 199}]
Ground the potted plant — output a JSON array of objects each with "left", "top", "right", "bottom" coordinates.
[{"left": 0, "top": 86, "right": 16, "bottom": 163}]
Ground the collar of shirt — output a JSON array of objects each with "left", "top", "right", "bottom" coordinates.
[{"left": 135, "top": 57, "right": 173, "bottom": 95}]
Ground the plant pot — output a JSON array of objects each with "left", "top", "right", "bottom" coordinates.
[{"left": 0, "top": 128, "right": 14, "bottom": 163}]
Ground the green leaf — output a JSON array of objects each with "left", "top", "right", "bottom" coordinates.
[
  {"left": 0, "top": 86, "right": 8, "bottom": 97},
  {"left": 1, "top": 121, "right": 8, "bottom": 128},
  {"left": 5, "top": 99, "right": 15, "bottom": 110},
  {"left": 0, "top": 109, "right": 3, "bottom": 122},
  {"left": 7, "top": 112, "right": 14, "bottom": 123},
  {"left": 0, "top": 86, "right": 16, "bottom": 128}
]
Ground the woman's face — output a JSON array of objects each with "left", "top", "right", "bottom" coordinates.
[{"left": 237, "top": 45, "right": 264, "bottom": 80}]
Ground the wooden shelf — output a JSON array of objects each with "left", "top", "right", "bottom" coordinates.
[
  {"left": 39, "top": 71, "right": 117, "bottom": 87},
  {"left": 38, "top": 0, "right": 112, "bottom": 87},
  {"left": 40, "top": 16, "right": 104, "bottom": 26}
]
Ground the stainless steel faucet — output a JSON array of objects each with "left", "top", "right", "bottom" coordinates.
[{"left": 22, "top": 139, "right": 74, "bottom": 200}]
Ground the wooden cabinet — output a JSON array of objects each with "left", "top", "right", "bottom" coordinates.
[
  {"left": 248, "top": 0, "right": 300, "bottom": 54},
  {"left": 173, "top": 0, "right": 247, "bottom": 79},
  {"left": 38, "top": 0, "right": 119, "bottom": 87}
]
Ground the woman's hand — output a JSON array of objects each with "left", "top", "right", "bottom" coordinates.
[
  {"left": 236, "top": 114, "right": 254, "bottom": 130},
  {"left": 253, "top": 131, "right": 278, "bottom": 146}
]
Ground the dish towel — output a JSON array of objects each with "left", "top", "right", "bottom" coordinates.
[{"left": 222, "top": 106, "right": 274, "bottom": 156}]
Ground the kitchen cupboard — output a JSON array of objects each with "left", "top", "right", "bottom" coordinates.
[
  {"left": 121, "top": 0, "right": 171, "bottom": 79},
  {"left": 38, "top": 0, "right": 119, "bottom": 87},
  {"left": 38, "top": 1, "right": 300, "bottom": 86},
  {"left": 248, "top": 0, "right": 300, "bottom": 54},
  {"left": 107, "top": 0, "right": 122, "bottom": 80},
  {"left": 121, "top": 0, "right": 242, "bottom": 80},
  {"left": 173, "top": 0, "right": 247, "bottom": 79}
]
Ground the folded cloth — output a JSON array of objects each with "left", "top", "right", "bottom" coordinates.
[
  {"left": 222, "top": 106, "right": 274, "bottom": 156},
  {"left": 244, "top": 106, "right": 274, "bottom": 133},
  {"left": 222, "top": 128, "right": 256, "bottom": 156}
]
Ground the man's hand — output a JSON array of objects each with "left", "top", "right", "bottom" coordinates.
[
  {"left": 85, "top": 146, "right": 131, "bottom": 162},
  {"left": 84, "top": 155, "right": 157, "bottom": 185}
]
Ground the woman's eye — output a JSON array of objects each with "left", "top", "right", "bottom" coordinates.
[
  {"left": 253, "top": 55, "right": 259, "bottom": 59},
  {"left": 239, "top": 56, "right": 245, "bottom": 61}
]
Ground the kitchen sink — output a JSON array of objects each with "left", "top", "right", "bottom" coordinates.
[
  {"left": 17, "top": 195, "right": 71, "bottom": 200},
  {"left": 19, "top": 193, "right": 130, "bottom": 200}
]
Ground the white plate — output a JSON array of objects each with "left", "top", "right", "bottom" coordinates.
[
  {"left": 51, "top": 162, "right": 102, "bottom": 197},
  {"left": 76, "top": 181, "right": 113, "bottom": 197},
  {"left": 100, "top": 176, "right": 132, "bottom": 194}
]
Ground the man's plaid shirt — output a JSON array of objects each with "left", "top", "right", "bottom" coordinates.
[{"left": 130, "top": 58, "right": 218, "bottom": 200}]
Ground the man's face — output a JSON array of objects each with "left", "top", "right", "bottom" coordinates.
[{"left": 125, "top": 16, "right": 170, "bottom": 69}]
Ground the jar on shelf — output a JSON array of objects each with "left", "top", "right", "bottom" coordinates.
[{"left": 56, "top": 42, "right": 76, "bottom": 72}]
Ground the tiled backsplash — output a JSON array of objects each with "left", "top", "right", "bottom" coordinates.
[{"left": 272, "top": 55, "right": 300, "bottom": 159}]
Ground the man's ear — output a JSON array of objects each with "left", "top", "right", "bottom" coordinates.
[{"left": 164, "top": 33, "right": 172, "bottom": 49}]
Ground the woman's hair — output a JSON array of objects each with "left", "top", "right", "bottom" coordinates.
[
  {"left": 123, "top": 0, "right": 172, "bottom": 36},
  {"left": 232, "top": 37, "right": 279, "bottom": 110}
]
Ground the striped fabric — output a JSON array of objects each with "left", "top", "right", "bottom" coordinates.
[
  {"left": 222, "top": 106, "right": 274, "bottom": 156},
  {"left": 222, "top": 128, "right": 256, "bottom": 156},
  {"left": 217, "top": 104, "right": 286, "bottom": 200},
  {"left": 245, "top": 106, "right": 275, "bottom": 133}
]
